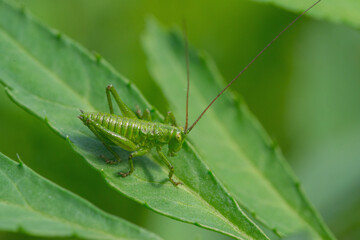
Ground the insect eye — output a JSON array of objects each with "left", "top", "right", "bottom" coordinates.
[{"left": 176, "top": 133, "right": 181, "bottom": 141}]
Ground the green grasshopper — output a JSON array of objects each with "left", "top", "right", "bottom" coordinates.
[{"left": 78, "top": 0, "right": 321, "bottom": 186}]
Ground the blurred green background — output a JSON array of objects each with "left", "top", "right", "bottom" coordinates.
[{"left": 0, "top": 0, "right": 359, "bottom": 239}]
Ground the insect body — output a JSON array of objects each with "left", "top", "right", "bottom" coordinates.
[
  {"left": 79, "top": 85, "right": 185, "bottom": 186},
  {"left": 79, "top": 0, "right": 321, "bottom": 186}
]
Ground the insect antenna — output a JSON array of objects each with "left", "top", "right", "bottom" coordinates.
[
  {"left": 186, "top": 0, "right": 322, "bottom": 134},
  {"left": 183, "top": 19, "right": 190, "bottom": 133}
]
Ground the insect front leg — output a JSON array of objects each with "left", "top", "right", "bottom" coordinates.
[
  {"left": 136, "top": 105, "right": 152, "bottom": 121},
  {"left": 156, "top": 146, "right": 182, "bottom": 186},
  {"left": 119, "top": 148, "right": 150, "bottom": 177},
  {"left": 164, "top": 112, "right": 178, "bottom": 127},
  {"left": 106, "top": 84, "right": 138, "bottom": 118}
]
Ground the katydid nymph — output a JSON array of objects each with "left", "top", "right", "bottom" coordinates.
[{"left": 78, "top": 0, "right": 321, "bottom": 186}]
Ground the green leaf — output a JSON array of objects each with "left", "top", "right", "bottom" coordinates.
[
  {"left": 142, "top": 18, "right": 335, "bottom": 239},
  {"left": 0, "top": 152, "right": 161, "bottom": 240},
  {"left": 0, "top": 1, "right": 267, "bottom": 240},
  {"left": 252, "top": 0, "right": 360, "bottom": 30}
]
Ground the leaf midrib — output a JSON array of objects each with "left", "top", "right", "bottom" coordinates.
[{"left": 172, "top": 162, "right": 247, "bottom": 239}]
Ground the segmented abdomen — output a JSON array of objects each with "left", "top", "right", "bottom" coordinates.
[{"left": 82, "top": 112, "right": 173, "bottom": 146}]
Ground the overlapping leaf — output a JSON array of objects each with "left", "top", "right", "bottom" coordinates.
[
  {"left": 142, "top": 18, "right": 335, "bottom": 239},
  {"left": 0, "top": 152, "right": 161, "bottom": 240},
  {"left": 253, "top": 0, "right": 360, "bottom": 30}
]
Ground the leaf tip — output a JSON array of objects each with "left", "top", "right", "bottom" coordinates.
[
  {"left": 272, "top": 228, "right": 281, "bottom": 237},
  {"left": 269, "top": 139, "right": 279, "bottom": 151},
  {"left": 65, "top": 136, "right": 76, "bottom": 148},
  {"left": 55, "top": 32, "right": 62, "bottom": 40},
  {"left": 93, "top": 51, "right": 102, "bottom": 64},
  {"left": 143, "top": 202, "right": 151, "bottom": 209},
  {"left": 44, "top": 115, "right": 50, "bottom": 124},
  {"left": 193, "top": 222, "right": 201, "bottom": 227},
  {"left": 100, "top": 168, "right": 106, "bottom": 178},
  {"left": 16, "top": 153, "right": 24, "bottom": 167}
]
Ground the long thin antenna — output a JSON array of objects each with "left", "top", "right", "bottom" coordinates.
[
  {"left": 183, "top": 19, "right": 190, "bottom": 133},
  {"left": 186, "top": 0, "right": 322, "bottom": 134}
]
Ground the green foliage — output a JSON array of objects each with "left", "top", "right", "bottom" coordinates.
[
  {"left": 142, "top": 18, "right": 334, "bottom": 240},
  {"left": 0, "top": 1, "right": 267, "bottom": 239},
  {"left": 253, "top": 0, "right": 360, "bottom": 30},
  {"left": 2, "top": 0, "right": 357, "bottom": 239},
  {"left": 0, "top": 152, "right": 161, "bottom": 240}
]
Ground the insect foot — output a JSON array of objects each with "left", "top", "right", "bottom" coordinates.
[
  {"left": 171, "top": 179, "right": 183, "bottom": 186},
  {"left": 168, "top": 166, "right": 182, "bottom": 186},
  {"left": 118, "top": 171, "right": 132, "bottom": 178},
  {"left": 100, "top": 155, "right": 121, "bottom": 165}
]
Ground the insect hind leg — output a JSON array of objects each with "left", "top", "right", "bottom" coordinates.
[
  {"left": 85, "top": 118, "right": 139, "bottom": 166},
  {"left": 85, "top": 119, "right": 121, "bottom": 164},
  {"left": 106, "top": 84, "right": 137, "bottom": 119}
]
